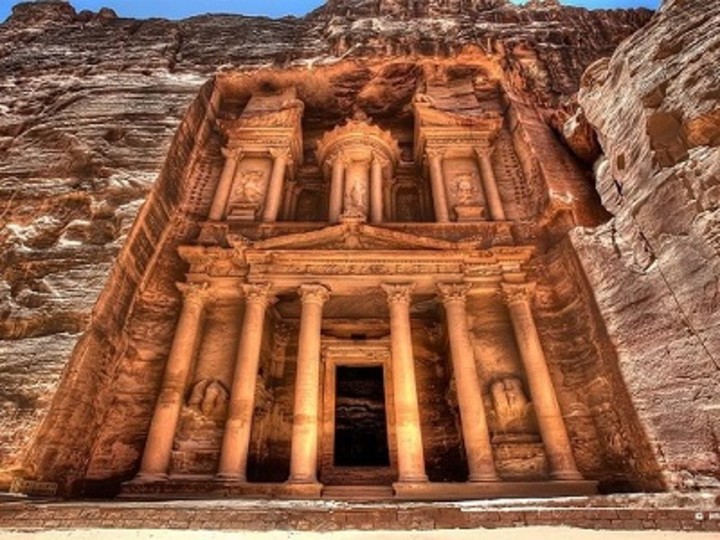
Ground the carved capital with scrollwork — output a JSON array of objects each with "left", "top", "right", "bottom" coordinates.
[
  {"left": 472, "top": 144, "right": 494, "bottom": 159},
  {"left": 298, "top": 283, "right": 331, "bottom": 306},
  {"left": 500, "top": 282, "right": 537, "bottom": 306},
  {"left": 425, "top": 147, "right": 446, "bottom": 161},
  {"left": 437, "top": 282, "right": 472, "bottom": 305},
  {"left": 241, "top": 282, "right": 274, "bottom": 307},
  {"left": 269, "top": 147, "right": 292, "bottom": 161},
  {"left": 177, "top": 281, "right": 214, "bottom": 309},
  {"left": 222, "top": 146, "right": 243, "bottom": 161},
  {"left": 381, "top": 283, "right": 415, "bottom": 306}
]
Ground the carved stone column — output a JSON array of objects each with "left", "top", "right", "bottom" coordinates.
[
  {"left": 427, "top": 149, "right": 450, "bottom": 223},
  {"left": 288, "top": 284, "right": 331, "bottom": 484},
  {"left": 501, "top": 282, "right": 582, "bottom": 480},
  {"left": 438, "top": 283, "right": 499, "bottom": 482},
  {"left": 475, "top": 148, "right": 506, "bottom": 221},
  {"left": 328, "top": 156, "right": 345, "bottom": 224},
  {"left": 370, "top": 155, "right": 384, "bottom": 224},
  {"left": 262, "top": 149, "right": 290, "bottom": 222},
  {"left": 382, "top": 283, "right": 428, "bottom": 483},
  {"left": 137, "top": 282, "right": 212, "bottom": 479},
  {"left": 343, "top": 159, "right": 371, "bottom": 220},
  {"left": 217, "top": 283, "right": 273, "bottom": 480},
  {"left": 209, "top": 148, "right": 240, "bottom": 221}
]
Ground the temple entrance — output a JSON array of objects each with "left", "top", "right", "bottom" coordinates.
[
  {"left": 334, "top": 366, "right": 390, "bottom": 467},
  {"left": 320, "top": 339, "right": 397, "bottom": 486}
]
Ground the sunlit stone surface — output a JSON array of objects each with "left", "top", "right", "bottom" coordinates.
[{"left": 0, "top": 0, "right": 717, "bottom": 522}]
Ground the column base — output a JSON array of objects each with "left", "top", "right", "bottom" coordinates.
[
  {"left": 281, "top": 481, "right": 324, "bottom": 498},
  {"left": 550, "top": 469, "right": 585, "bottom": 481},
  {"left": 215, "top": 473, "right": 247, "bottom": 482},
  {"left": 468, "top": 473, "right": 501, "bottom": 483},
  {"left": 130, "top": 472, "right": 168, "bottom": 483}
]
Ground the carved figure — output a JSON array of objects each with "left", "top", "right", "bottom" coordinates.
[
  {"left": 452, "top": 172, "right": 481, "bottom": 205},
  {"left": 233, "top": 169, "right": 267, "bottom": 204},
  {"left": 490, "top": 377, "right": 534, "bottom": 435},
  {"left": 188, "top": 379, "right": 229, "bottom": 418},
  {"left": 344, "top": 174, "right": 368, "bottom": 216}
]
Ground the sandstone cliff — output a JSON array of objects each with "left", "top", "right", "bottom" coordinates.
[
  {"left": 575, "top": 0, "right": 720, "bottom": 490},
  {"left": 0, "top": 0, "right": 662, "bottom": 492}
]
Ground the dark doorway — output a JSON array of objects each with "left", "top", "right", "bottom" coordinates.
[{"left": 334, "top": 366, "right": 390, "bottom": 467}]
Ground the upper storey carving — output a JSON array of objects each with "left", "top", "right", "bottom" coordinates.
[
  {"left": 210, "top": 88, "right": 304, "bottom": 223},
  {"left": 218, "top": 88, "right": 304, "bottom": 162},
  {"left": 316, "top": 115, "right": 401, "bottom": 224}
]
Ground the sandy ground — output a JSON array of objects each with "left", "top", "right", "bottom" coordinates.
[{"left": 0, "top": 529, "right": 717, "bottom": 539}]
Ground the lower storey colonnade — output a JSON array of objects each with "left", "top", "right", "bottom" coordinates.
[{"left": 128, "top": 278, "right": 591, "bottom": 499}]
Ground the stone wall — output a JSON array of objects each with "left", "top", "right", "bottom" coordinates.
[{"left": 575, "top": 0, "right": 720, "bottom": 490}]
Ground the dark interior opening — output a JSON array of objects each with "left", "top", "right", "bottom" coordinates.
[{"left": 334, "top": 366, "right": 390, "bottom": 467}]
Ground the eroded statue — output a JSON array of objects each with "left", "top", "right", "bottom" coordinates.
[
  {"left": 188, "top": 379, "right": 229, "bottom": 419},
  {"left": 489, "top": 377, "right": 536, "bottom": 437}
]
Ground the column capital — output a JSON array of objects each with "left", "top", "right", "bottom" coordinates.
[
  {"left": 298, "top": 283, "right": 331, "bottom": 306},
  {"left": 269, "top": 147, "right": 292, "bottom": 161},
  {"left": 426, "top": 147, "right": 446, "bottom": 160},
  {"left": 472, "top": 145, "right": 493, "bottom": 159},
  {"left": 222, "top": 147, "right": 242, "bottom": 160},
  {"left": 372, "top": 153, "right": 390, "bottom": 168},
  {"left": 500, "top": 282, "right": 537, "bottom": 306},
  {"left": 382, "top": 283, "right": 415, "bottom": 305},
  {"left": 437, "top": 282, "right": 472, "bottom": 305},
  {"left": 241, "top": 282, "right": 275, "bottom": 307},
  {"left": 176, "top": 281, "right": 214, "bottom": 308}
]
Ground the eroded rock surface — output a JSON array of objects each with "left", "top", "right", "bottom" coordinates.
[{"left": 576, "top": 0, "right": 720, "bottom": 490}]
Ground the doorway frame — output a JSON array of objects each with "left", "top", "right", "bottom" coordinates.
[{"left": 319, "top": 338, "right": 398, "bottom": 485}]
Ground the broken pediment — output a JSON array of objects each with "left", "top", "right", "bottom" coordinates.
[{"left": 250, "top": 220, "right": 462, "bottom": 252}]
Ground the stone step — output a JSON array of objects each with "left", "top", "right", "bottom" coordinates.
[
  {"left": 0, "top": 496, "right": 717, "bottom": 532},
  {"left": 322, "top": 485, "right": 395, "bottom": 500}
]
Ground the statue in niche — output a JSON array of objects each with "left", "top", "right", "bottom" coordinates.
[
  {"left": 452, "top": 172, "right": 482, "bottom": 206},
  {"left": 187, "top": 378, "right": 229, "bottom": 419},
  {"left": 489, "top": 377, "right": 537, "bottom": 441},
  {"left": 343, "top": 172, "right": 368, "bottom": 217},
  {"left": 233, "top": 169, "right": 267, "bottom": 204}
]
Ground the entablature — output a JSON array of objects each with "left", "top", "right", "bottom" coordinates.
[{"left": 178, "top": 223, "right": 533, "bottom": 297}]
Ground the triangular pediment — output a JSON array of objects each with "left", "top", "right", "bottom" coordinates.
[{"left": 250, "top": 221, "right": 461, "bottom": 252}]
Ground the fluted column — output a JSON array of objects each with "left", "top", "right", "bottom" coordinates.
[
  {"left": 475, "top": 148, "right": 505, "bottom": 221},
  {"left": 328, "top": 156, "right": 345, "bottom": 224},
  {"left": 137, "top": 282, "right": 213, "bottom": 479},
  {"left": 427, "top": 148, "right": 450, "bottom": 223},
  {"left": 438, "top": 283, "right": 499, "bottom": 481},
  {"left": 370, "top": 155, "right": 384, "bottom": 224},
  {"left": 217, "top": 283, "right": 273, "bottom": 480},
  {"left": 288, "top": 284, "right": 331, "bottom": 484},
  {"left": 209, "top": 148, "right": 240, "bottom": 221},
  {"left": 382, "top": 283, "right": 428, "bottom": 483},
  {"left": 262, "top": 149, "right": 290, "bottom": 222},
  {"left": 501, "top": 282, "right": 582, "bottom": 480}
]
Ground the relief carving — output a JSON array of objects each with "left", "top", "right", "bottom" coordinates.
[
  {"left": 452, "top": 172, "right": 482, "bottom": 206},
  {"left": 489, "top": 377, "right": 537, "bottom": 441},
  {"left": 187, "top": 378, "right": 229, "bottom": 419},
  {"left": 232, "top": 169, "right": 268, "bottom": 205},
  {"left": 343, "top": 169, "right": 369, "bottom": 217}
]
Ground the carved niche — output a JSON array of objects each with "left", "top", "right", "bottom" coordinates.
[
  {"left": 217, "top": 88, "right": 304, "bottom": 221},
  {"left": 316, "top": 114, "right": 400, "bottom": 223}
]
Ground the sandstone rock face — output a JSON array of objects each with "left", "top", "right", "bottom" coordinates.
[
  {"left": 576, "top": 0, "right": 720, "bottom": 490},
  {"left": 0, "top": 0, "right": 657, "bottom": 493}
]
